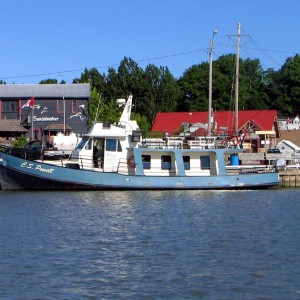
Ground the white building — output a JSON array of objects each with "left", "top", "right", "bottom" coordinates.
[{"left": 278, "top": 115, "right": 300, "bottom": 130}]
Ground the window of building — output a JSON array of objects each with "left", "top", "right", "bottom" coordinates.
[
  {"left": 57, "top": 99, "right": 64, "bottom": 113},
  {"left": 183, "top": 156, "right": 190, "bottom": 170},
  {"left": 72, "top": 100, "right": 77, "bottom": 113},
  {"left": 2, "top": 100, "right": 18, "bottom": 119},
  {"left": 161, "top": 155, "right": 171, "bottom": 170},
  {"left": 142, "top": 155, "right": 151, "bottom": 169}
]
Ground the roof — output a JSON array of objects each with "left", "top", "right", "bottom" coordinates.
[
  {"left": 44, "top": 124, "right": 72, "bottom": 131},
  {"left": 277, "top": 130, "right": 300, "bottom": 148},
  {"left": 0, "top": 119, "right": 28, "bottom": 132},
  {"left": 277, "top": 139, "right": 300, "bottom": 151},
  {"left": 152, "top": 110, "right": 278, "bottom": 135},
  {"left": 0, "top": 84, "right": 90, "bottom": 98}
]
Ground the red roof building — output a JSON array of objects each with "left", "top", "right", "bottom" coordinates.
[{"left": 152, "top": 110, "right": 279, "bottom": 136}]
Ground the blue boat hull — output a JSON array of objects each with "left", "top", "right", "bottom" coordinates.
[{"left": 0, "top": 152, "right": 279, "bottom": 190}]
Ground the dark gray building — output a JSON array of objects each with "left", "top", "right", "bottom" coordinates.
[{"left": 0, "top": 83, "right": 90, "bottom": 144}]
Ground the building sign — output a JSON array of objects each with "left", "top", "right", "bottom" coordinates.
[{"left": 33, "top": 116, "right": 60, "bottom": 122}]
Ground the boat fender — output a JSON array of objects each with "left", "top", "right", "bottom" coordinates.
[{"left": 127, "top": 155, "right": 135, "bottom": 168}]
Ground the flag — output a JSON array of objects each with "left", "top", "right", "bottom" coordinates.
[
  {"left": 20, "top": 97, "right": 35, "bottom": 109},
  {"left": 239, "top": 125, "right": 252, "bottom": 144}
]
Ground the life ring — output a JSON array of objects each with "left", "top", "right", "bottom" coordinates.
[{"left": 127, "top": 155, "right": 135, "bottom": 168}]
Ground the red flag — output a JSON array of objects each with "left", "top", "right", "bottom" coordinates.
[{"left": 20, "top": 97, "right": 35, "bottom": 109}]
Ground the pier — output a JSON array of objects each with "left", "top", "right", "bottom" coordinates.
[{"left": 279, "top": 169, "right": 300, "bottom": 187}]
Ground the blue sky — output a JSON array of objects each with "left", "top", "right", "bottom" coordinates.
[{"left": 1, "top": 0, "right": 299, "bottom": 84}]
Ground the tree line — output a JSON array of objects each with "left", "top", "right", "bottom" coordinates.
[
  {"left": 3, "top": 53, "right": 300, "bottom": 135},
  {"left": 71, "top": 54, "right": 300, "bottom": 134}
]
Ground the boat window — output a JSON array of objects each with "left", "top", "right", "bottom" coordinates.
[
  {"left": 183, "top": 156, "right": 190, "bottom": 170},
  {"left": 105, "top": 139, "right": 122, "bottom": 152},
  {"left": 76, "top": 138, "right": 87, "bottom": 150},
  {"left": 85, "top": 138, "right": 92, "bottom": 150},
  {"left": 200, "top": 155, "right": 211, "bottom": 169},
  {"left": 106, "top": 139, "right": 117, "bottom": 152},
  {"left": 76, "top": 137, "right": 91, "bottom": 150},
  {"left": 142, "top": 155, "right": 151, "bottom": 169},
  {"left": 161, "top": 155, "right": 171, "bottom": 170}
]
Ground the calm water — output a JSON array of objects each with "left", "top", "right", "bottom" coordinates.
[{"left": 0, "top": 189, "right": 299, "bottom": 299}]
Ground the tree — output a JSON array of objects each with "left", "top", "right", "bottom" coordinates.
[
  {"left": 178, "top": 63, "right": 211, "bottom": 111},
  {"left": 39, "top": 79, "right": 57, "bottom": 84},
  {"left": 178, "top": 54, "right": 270, "bottom": 112},
  {"left": 73, "top": 68, "right": 106, "bottom": 94},
  {"left": 106, "top": 57, "right": 145, "bottom": 100},
  {"left": 274, "top": 55, "right": 300, "bottom": 114},
  {"left": 87, "top": 88, "right": 120, "bottom": 128},
  {"left": 139, "top": 64, "right": 179, "bottom": 124}
]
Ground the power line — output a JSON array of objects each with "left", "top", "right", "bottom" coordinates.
[
  {"left": 0, "top": 45, "right": 297, "bottom": 82},
  {"left": 0, "top": 49, "right": 207, "bottom": 81}
]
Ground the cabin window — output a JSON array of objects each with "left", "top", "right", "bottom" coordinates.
[
  {"left": 161, "top": 155, "right": 171, "bottom": 170},
  {"left": 106, "top": 139, "right": 117, "bottom": 151},
  {"left": 105, "top": 139, "right": 122, "bottom": 152},
  {"left": 142, "top": 155, "right": 151, "bottom": 169},
  {"left": 85, "top": 138, "right": 92, "bottom": 150},
  {"left": 183, "top": 156, "right": 190, "bottom": 170},
  {"left": 200, "top": 155, "right": 211, "bottom": 170},
  {"left": 76, "top": 137, "right": 88, "bottom": 150}
]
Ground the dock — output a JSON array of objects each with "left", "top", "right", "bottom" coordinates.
[{"left": 279, "top": 169, "right": 300, "bottom": 187}]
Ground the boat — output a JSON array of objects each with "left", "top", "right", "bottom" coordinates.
[{"left": 0, "top": 95, "right": 279, "bottom": 190}]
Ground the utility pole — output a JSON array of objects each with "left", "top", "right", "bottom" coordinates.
[
  {"left": 228, "top": 22, "right": 251, "bottom": 133},
  {"left": 208, "top": 29, "right": 218, "bottom": 136},
  {"left": 235, "top": 23, "right": 241, "bottom": 134}
]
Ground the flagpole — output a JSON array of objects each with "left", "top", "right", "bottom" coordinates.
[
  {"left": 31, "top": 105, "right": 34, "bottom": 140},
  {"left": 63, "top": 96, "right": 65, "bottom": 134}
]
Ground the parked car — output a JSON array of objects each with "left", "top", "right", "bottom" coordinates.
[
  {"left": 267, "top": 148, "right": 281, "bottom": 154},
  {"left": 9, "top": 140, "right": 43, "bottom": 160}
]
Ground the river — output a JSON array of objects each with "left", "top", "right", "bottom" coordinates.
[{"left": 0, "top": 189, "right": 299, "bottom": 299}]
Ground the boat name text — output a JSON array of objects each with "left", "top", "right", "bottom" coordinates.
[{"left": 21, "top": 162, "right": 55, "bottom": 173}]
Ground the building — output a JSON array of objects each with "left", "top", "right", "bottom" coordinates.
[
  {"left": 0, "top": 84, "right": 90, "bottom": 145},
  {"left": 152, "top": 110, "right": 279, "bottom": 152},
  {"left": 278, "top": 115, "right": 300, "bottom": 130}
]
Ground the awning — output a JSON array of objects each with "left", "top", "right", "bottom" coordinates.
[
  {"left": 0, "top": 119, "right": 28, "bottom": 132},
  {"left": 44, "top": 124, "right": 72, "bottom": 132}
]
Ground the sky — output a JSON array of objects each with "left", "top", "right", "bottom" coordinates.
[{"left": 1, "top": 0, "right": 299, "bottom": 84}]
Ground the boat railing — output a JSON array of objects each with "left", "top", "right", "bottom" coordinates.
[{"left": 226, "top": 165, "right": 277, "bottom": 174}]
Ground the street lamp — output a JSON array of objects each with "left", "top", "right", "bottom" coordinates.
[{"left": 208, "top": 29, "right": 218, "bottom": 136}]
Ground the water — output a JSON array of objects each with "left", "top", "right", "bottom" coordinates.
[{"left": 0, "top": 189, "right": 299, "bottom": 299}]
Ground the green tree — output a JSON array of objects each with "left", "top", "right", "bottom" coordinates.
[
  {"left": 106, "top": 57, "right": 145, "bottom": 100},
  {"left": 273, "top": 55, "right": 300, "bottom": 114},
  {"left": 139, "top": 64, "right": 179, "bottom": 124},
  {"left": 88, "top": 88, "right": 120, "bottom": 128},
  {"left": 177, "top": 63, "right": 210, "bottom": 111},
  {"left": 133, "top": 113, "right": 150, "bottom": 137},
  {"left": 73, "top": 68, "right": 106, "bottom": 94}
]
